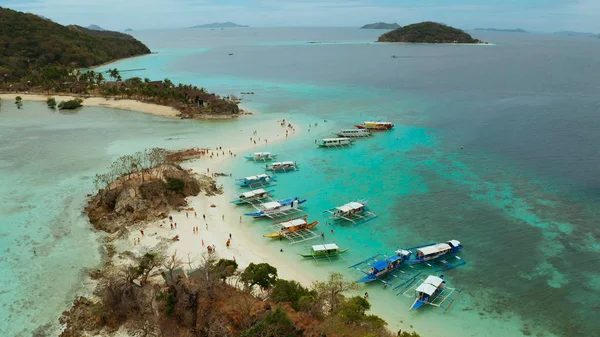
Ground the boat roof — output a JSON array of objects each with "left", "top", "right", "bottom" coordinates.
[
  {"left": 337, "top": 201, "right": 364, "bottom": 212},
  {"left": 364, "top": 121, "right": 392, "bottom": 124},
  {"left": 262, "top": 201, "right": 281, "bottom": 209},
  {"left": 322, "top": 137, "right": 350, "bottom": 141},
  {"left": 417, "top": 243, "right": 452, "bottom": 256},
  {"left": 254, "top": 152, "right": 271, "bottom": 155},
  {"left": 280, "top": 218, "right": 307, "bottom": 228},
  {"left": 448, "top": 239, "right": 461, "bottom": 247},
  {"left": 372, "top": 260, "right": 390, "bottom": 271},
  {"left": 341, "top": 129, "right": 367, "bottom": 132},
  {"left": 415, "top": 275, "right": 444, "bottom": 296},
  {"left": 386, "top": 255, "right": 404, "bottom": 263},
  {"left": 281, "top": 161, "right": 294, "bottom": 165},
  {"left": 312, "top": 243, "right": 339, "bottom": 251},
  {"left": 257, "top": 173, "right": 269, "bottom": 178},
  {"left": 242, "top": 188, "right": 267, "bottom": 198},
  {"left": 245, "top": 175, "right": 258, "bottom": 180}
]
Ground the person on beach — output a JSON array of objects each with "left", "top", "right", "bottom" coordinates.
[
  {"left": 239, "top": 215, "right": 242, "bottom": 223},
  {"left": 222, "top": 214, "right": 224, "bottom": 221},
  {"left": 226, "top": 239, "right": 231, "bottom": 247},
  {"left": 174, "top": 223, "right": 177, "bottom": 228},
  {"left": 229, "top": 233, "right": 232, "bottom": 239},
  {"left": 196, "top": 226, "right": 199, "bottom": 233},
  {"left": 206, "top": 223, "right": 208, "bottom": 230},
  {"left": 170, "top": 223, "right": 173, "bottom": 229},
  {"left": 140, "top": 230, "right": 144, "bottom": 236},
  {"left": 212, "top": 244, "right": 216, "bottom": 251},
  {"left": 186, "top": 212, "right": 188, "bottom": 218},
  {"left": 33, "top": 249, "right": 36, "bottom": 256},
  {"left": 321, "top": 232, "right": 325, "bottom": 240},
  {"left": 194, "top": 211, "right": 197, "bottom": 218},
  {"left": 169, "top": 215, "right": 173, "bottom": 222},
  {"left": 202, "top": 240, "right": 205, "bottom": 247},
  {"left": 138, "top": 238, "right": 140, "bottom": 244}
]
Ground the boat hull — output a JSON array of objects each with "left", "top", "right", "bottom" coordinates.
[
  {"left": 245, "top": 199, "right": 307, "bottom": 217},
  {"left": 264, "top": 221, "right": 318, "bottom": 238},
  {"left": 300, "top": 248, "right": 349, "bottom": 258}
]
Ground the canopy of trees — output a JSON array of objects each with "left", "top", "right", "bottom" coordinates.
[
  {"left": 0, "top": 7, "right": 150, "bottom": 79},
  {"left": 378, "top": 21, "right": 482, "bottom": 43}
]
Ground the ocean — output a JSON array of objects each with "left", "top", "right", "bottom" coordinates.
[{"left": 2, "top": 27, "right": 600, "bottom": 336}]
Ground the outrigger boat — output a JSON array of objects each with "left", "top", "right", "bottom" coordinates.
[
  {"left": 235, "top": 174, "right": 276, "bottom": 187},
  {"left": 300, "top": 243, "right": 349, "bottom": 259},
  {"left": 266, "top": 161, "right": 299, "bottom": 172},
  {"left": 264, "top": 218, "right": 318, "bottom": 238},
  {"left": 355, "top": 121, "right": 394, "bottom": 131},
  {"left": 230, "top": 188, "right": 274, "bottom": 205},
  {"left": 399, "top": 240, "right": 465, "bottom": 271},
  {"left": 244, "top": 197, "right": 307, "bottom": 218},
  {"left": 401, "top": 275, "right": 460, "bottom": 312},
  {"left": 357, "top": 254, "right": 408, "bottom": 283},
  {"left": 244, "top": 152, "right": 277, "bottom": 162},
  {"left": 323, "top": 200, "right": 377, "bottom": 225},
  {"left": 337, "top": 129, "right": 372, "bottom": 138},
  {"left": 316, "top": 137, "right": 353, "bottom": 148}
]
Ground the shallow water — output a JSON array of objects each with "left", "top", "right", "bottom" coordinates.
[{"left": 3, "top": 27, "right": 600, "bottom": 336}]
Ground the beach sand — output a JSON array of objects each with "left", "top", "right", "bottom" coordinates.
[
  {"left": 0, "top": 93, "right": 181, "bottom": 118},
  {"left": 112, "top": 118, "right": 315, "bottom": 286}
]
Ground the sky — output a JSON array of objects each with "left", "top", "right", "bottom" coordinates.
[{"left": 1, "top": 0, "right": 599, "bottom": 32}]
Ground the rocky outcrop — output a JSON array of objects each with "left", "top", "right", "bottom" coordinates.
[{"left": 86, "top": 164, "right": 215, "bottom": 233}]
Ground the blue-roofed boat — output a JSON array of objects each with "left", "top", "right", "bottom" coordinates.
[
  {"left": 357, "top": 253, "right": 408, "bottom": 283},
  {"left": 244, "top": 197, "right": 307, "bottom": 218},
  {"left": 235, "top": 173, "right": 276, "bottom": 187}
]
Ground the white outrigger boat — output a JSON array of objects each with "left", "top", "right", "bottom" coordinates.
[
  {"left": 337, "top": 129, "right": 371, "bottom": 138},
  {"left": 323, "top": 200, "right": 377, "bottom": 225},
  {"left": 235, "top": 174, "right": 276, "bottom": 188},
  {"left": 265, "top": 161, "right": 299, "bottom": 172},
  {"left": 230, "top": 188, "right": 274, "bottom": 205},
  {"left": 316, "top": 137, "right": 353, "bottom": 148},
  {"left": 402, "top": 275, "right": 460, "bottom": 311},
  {"left": 244, "top": 152, "right": 277, "bottom": 162},
  {"left": 244, "top": 197, "right": 307, "bottom": 218}
]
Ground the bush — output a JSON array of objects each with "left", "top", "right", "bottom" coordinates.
[
  {"left": 166, "top": 177, "right": 185, "bottom": 192},
  {"left": 46, "top": 97, "right": 56, "bottom": 108},
  {"left": 15, "top": 96, "right": 22, "bottom": 102},
  {"left": 58, "top": 98, "right": 83, "bottom": 110},
  {"left": 240, "top": 307, "right": 299, "bottom": 337},
  {"left": 271, "top": 279, "right": 315, "bottom": 311}
]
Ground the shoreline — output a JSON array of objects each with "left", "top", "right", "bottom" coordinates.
[
  {"left": 0, "top": 93, "right": 181, "bottom": 118},
  {"left": 86, "top": 52, "right": 157, "bottom": 70},
  {"left": 113, "top": 118, "right": 315, "bottom": 285}
]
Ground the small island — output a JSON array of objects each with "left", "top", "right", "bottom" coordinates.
[
  {"left": 125, "top": 28, "right": 134, "bottom": 32},
  {"left": 360, "top": 22, "right": 400, "bottom": 29},
  {"left": 378, "top": 21, "right": 482, "bottom": 44},
  {"left": 191, "top": 22, "right": 248, "bottom": 29},
  {"left": 474, "top": 28, "right": 527, "bottom": 33},
  {"left": 87, "top": 24, "right": 105, "bottom": 31}
]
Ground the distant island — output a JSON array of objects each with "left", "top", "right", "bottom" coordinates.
[
  {"left": 125, "top": 28, "right": 134, "bottom": 32},
  {"left": 360, "top": 22, "right": 400, "bottom": 29},
  {"left": 554, "top": 31, "right": 599, "bottom": 38},
  {"left": 87, "top": 24, "right": 105, "bottom": 31},
  {"left": 474, "top": 28, "right": 527, "bottom": 33},
  {"left": 191, "top": 22, "right": 248, "bottom": 28},
  {"left": 378, "top": 22, "right": 482, "bottom": 44}
]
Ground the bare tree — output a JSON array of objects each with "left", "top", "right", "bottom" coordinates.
[
  {"left": 163, "top": 250, "right": 184, "bottom": 285},
  {"left": 185, "top": 253, "right": 197, "bottom": 276},
  {"left": 312, "top": 272, "right": 361, "bottom": 315}
]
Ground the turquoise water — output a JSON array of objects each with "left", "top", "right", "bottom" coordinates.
[{"left": 3, "top": 27, "right": 600, "bottom": 336}]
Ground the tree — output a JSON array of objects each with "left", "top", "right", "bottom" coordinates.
[
  {"left": 46, "top": 97, "right": 56, "bottom": 109},
  {"left": 271, "top": 279, "right": 315, "bottom": 311},
  {"left": 214, "top": 258, "right": 238, "bottom": 282},
  {"left": 163, "top": 250, "right": 184, "bottom": 285},
  {"left": 338, "top": 296, "right": 370, "bottom": 324},
  {"left": 312, "top": 272, "right": 360, "bottom": 315},
  {"left": 240, "top": 262, "right": 278, "bottom": 290},
  {"left": 136, "top": 252, "right": 163, "bottom": 284},
  {"left": 57, "top": 98, "right": 83, "bottom": 110},
  {"left": 240, "top": 307, "right": 299, "bottom": 337}
]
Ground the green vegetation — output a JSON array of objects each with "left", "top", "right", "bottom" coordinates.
[
  {"left": 0, "top": 7, "right": 150, "bottom": 79},
  {"left": 166, "top": 177, "right": 185, "bottom": 192},
  {"left": 378, "top": 21, "right": 482, "bottom": 43},
  {"left": 240, "top": 262, "right": 278, "bottom": 289},
  {"left": 271, "top": 279, "right": 316, "bottom": 311},
  {"left": 46, "top": 97, "right": 57, "bottom": 109},
  {"left": 240, "top": 308, "right": 299, "bottom": 337},
  {"left": 58, "top": 98, "right": 83, "bottom": 110}
]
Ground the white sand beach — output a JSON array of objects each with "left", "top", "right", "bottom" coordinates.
[
  {"left": 112, "top": 118, "right": 315, "bottom": 286},
  {"left": 0, "top": 93, "right": 181, "bottom": 118}
]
